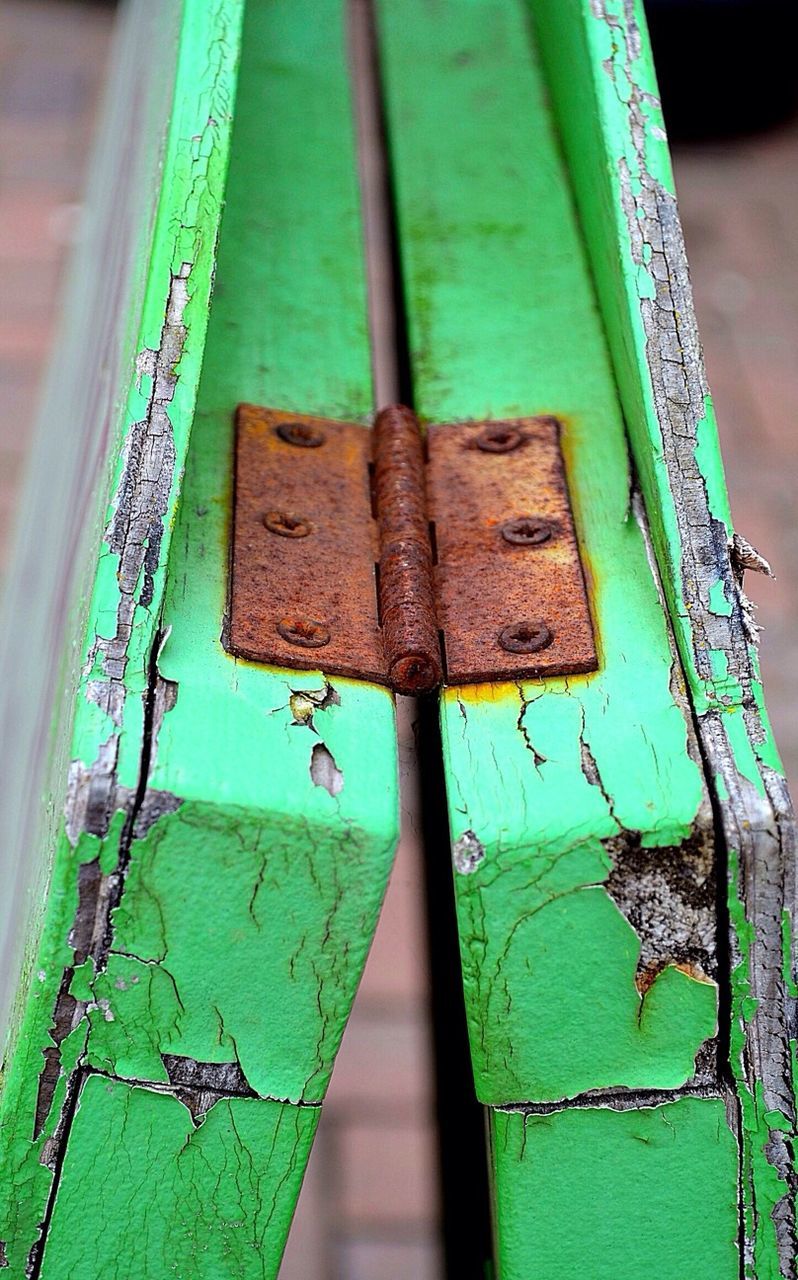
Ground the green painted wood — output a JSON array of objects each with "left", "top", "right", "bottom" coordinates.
[
  {"left": 377, "top": 0, "right": 716, "bottom": 1100},
  {"left": 38, "top": 1077, "right": 318, "bottom": 1278},
  {"left": 115, "top": 0, "right": 398, "bottom": 1109},
  {"left": 533, "top": 3, "right": 798, "bottom": 1274},
  {"left": 0, "top": 0, "right": 185, "bottom": 1095},
  {"left": 376, "top": 0, "right": 740, "bottom": 1272},
  {"left": 0, "top": 0, "right": 246, "bottom": 1271},
  {"left": 491, "top": 1098, "right": 739, "bottom": 1279},
  {"left": 0, "top": 1, "right": 399, "bottom": 1274},
  {"left": 3, "top": 0, "right": 790, "bottom": 1273}
]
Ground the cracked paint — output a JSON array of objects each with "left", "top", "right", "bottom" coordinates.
[
  {"left": 34, "top": 1076, "right": 319, "bottom": 1280},
  {"left": 380, "top": 0, "right": 720, "bottom": 1119},
  {"left": 0, "top": 2, "right": 247, "bottom": 1274},
  {"left": 6, "top": 0, "right": 781, "bottom": 1273},
  {"left": 375, "top": 5, "right": 745, "bottom": 1273},
  {"left": 531, "top": 0, "right": 798, "bottom": 1270},
  {"left": 83, "top": 787, "right": 395, "bottom": 1104},
  {"left": 2, "top": 1, "right": 401, "bottom": 1272}
]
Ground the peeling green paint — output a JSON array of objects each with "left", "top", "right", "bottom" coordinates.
[
  {"left": 144, "top": 0, "right": 398, "bottom": 1118},
  {"left": 86, "top": 797, "right": 395, "bottom": 1103},
  {"left": 1, "top": 0, "right": 792, "bottom": 1272},
  {"left": 0, "top": 0, "right": 247, "bottom": 1258},
  {"left": 378, "top": 0, "right": 715, "bottom": 1108},
  {"left": 1, "top": 0, "right": 400, "bottom": 1270},
  {"left": 38, "top": 1077, "right": 319, "bottom": 1280},
  {"left": 532, "top": 2, "right": 797, "bottom": 1273},
  {"left": 374, "top": 0, "right": 789, "bottom": 1272},
  {"left": 0, "top": 0, "right": 399, "bottom": 1269}
]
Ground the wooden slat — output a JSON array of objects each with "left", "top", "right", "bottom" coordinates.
[
  {"left": 0, "top": 0, "right": 246, "bottom": 1271},
  {"left": 376, "top": 0, "right": 739, "bottom": 1274},
  {"left": 0, "top": 2, "right": 393, "bottom": 1276},
  {"left": 0, "top": 0, "right": 185, "bottom": 1078},
  {"left": 35, "top": 3, "right": 397, "bottom": 1276},
  {"left": 535, "top": 3, "right": 797, "bottom": 1274}
]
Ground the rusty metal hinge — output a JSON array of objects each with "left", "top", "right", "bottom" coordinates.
[{"left": 229, "top": 403, "right": 597, "bottom": 694}]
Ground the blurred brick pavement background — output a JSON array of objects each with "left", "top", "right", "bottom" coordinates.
[
  {"left": 0, "top": 1, "right": 114, "bottom": 572},
  {"left": 1, "top": 4, "right": 795, "bottom": 1278}
]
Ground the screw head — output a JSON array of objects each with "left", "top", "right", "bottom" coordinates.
[
  {"left": 263, "top": 510, "right": 313, "bottom": 538},
  {"left": 475, "top": 423, "right": 524, "bottom": 453},
  {"left": 500, "top": 515, "right": 555, "bottom": 546},
  {"left": 498, "top": 620, "right": 553, "bottom": 654},
  {"left": 275, "top": 421, "right": 326, "bottom": 448},
  {"left": 277, "top": 617, "right": 331, "bottom": 649}
]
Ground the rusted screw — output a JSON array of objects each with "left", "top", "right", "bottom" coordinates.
[
  {"left": 275, "top": 421, "right": 326, "bottom": 448},
  {"left": 475, "top": 423, "right": 524, "bottom": 453},
  {"left": 500, "top": 515, "right": 555, "bottom": 546},
  {"left": 498, "top": 620, "right": 553, "bottom": 654},
  {"left": 263, "top": 510, "right": 313, "bottom": 538},
  {"left": 277, "top": 617, "right": 331, "bottom": 649}
]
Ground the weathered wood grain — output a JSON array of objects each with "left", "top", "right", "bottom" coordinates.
[
  {"left": 535, "top": 3, "right": 798, "bottom": 1274},
  {"left": 0, "top": 0, "right": 185, "bottom": 1086},
  {"left": 0, "top": 0, "right": 246, "bottom": 1271}
]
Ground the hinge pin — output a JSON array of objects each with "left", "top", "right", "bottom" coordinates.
[{"left": 372, "top": 405, "right": 443, "bottom": 695}]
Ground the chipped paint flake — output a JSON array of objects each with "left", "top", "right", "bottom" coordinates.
[
  {"left": 309, "top": 743, "right": 344, "bottom": 797},
  {"left": 453, "top": 830, "right": 485, "bottom": 875}
]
